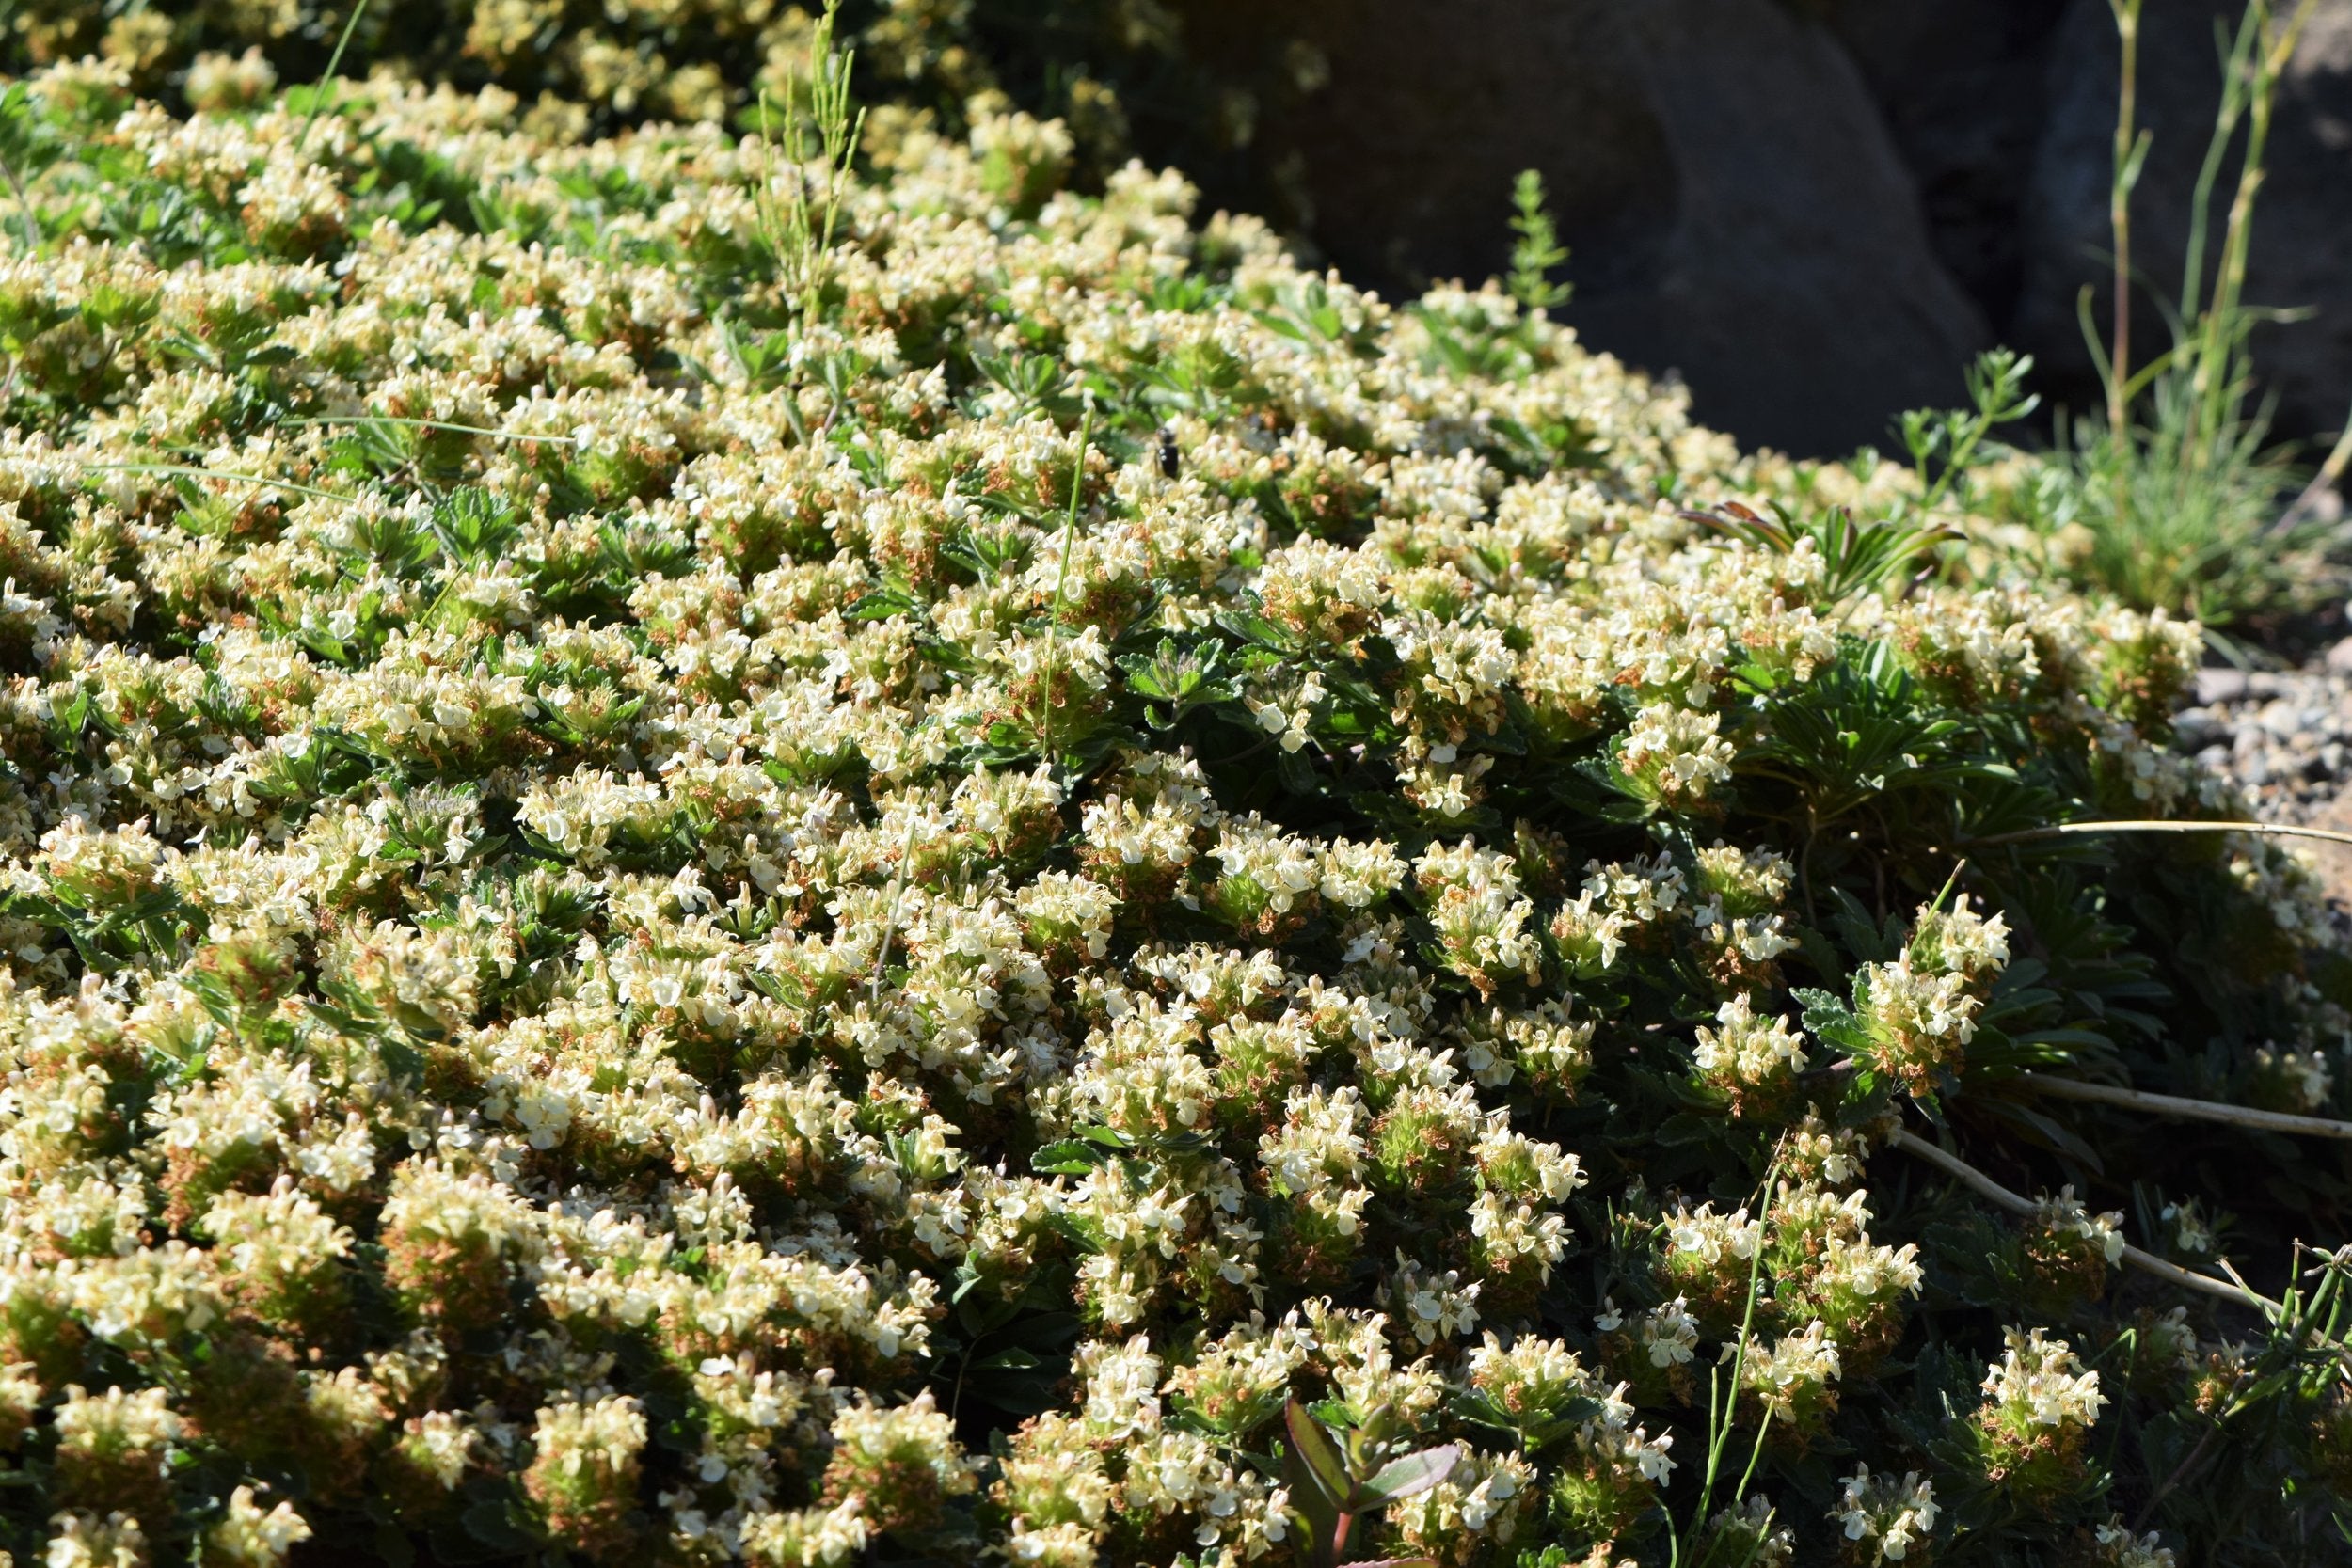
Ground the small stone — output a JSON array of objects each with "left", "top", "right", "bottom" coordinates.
[
  {"left": 2196, "top": 669, "right": 2250, "bottom": 705},
  {"left": 2174, "top": 710, "right": 2225, "bottom": 749}
]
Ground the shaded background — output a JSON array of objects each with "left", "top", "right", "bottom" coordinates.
[
  {"left": 8, "top": 0, "right": 2352, "bottom": 458},
  {"left": 1154, "top": 0, "right": 2352, "bottom": 458}
]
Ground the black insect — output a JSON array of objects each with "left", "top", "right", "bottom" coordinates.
[{"left": 1156, "top": 426, "right": 1180, "bottom": 479}]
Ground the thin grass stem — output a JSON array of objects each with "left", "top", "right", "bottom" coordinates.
[
  {"left": 1039, "top": 404, "right": 1092, "bottom": 762},
  {"left": 1975, "top": 817, "right": 2352, "bottom": 851},
  {"left": 2107, "top": 0, "right": 2146, "bottom": 457},
  {"left": 295, "top": 0, "right": 372, "bottom": 158},
  {"left": 869, "top": 809, "right": 920, "bottom": 1010},
  {"left": 279, "top": 415, "right": 579, "bottom": 444},
  {"left": 0, "top": 93, "right": 36, "bottom": 254},
  {"left": 1676, "top": 1155, "right": 1779, "bottom": 1565},
  {"left": 2279, "top": 402, "right": 2352, "bottom": 531},
  {"left": 85, "top": 462, "right": 353, "bottom": 504}
]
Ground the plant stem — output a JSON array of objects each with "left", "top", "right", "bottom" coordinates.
[
  {"left": 1975, "top": 817, "right": 2352, "bottom": 851},
  {"left": 2018, "top": 1069, "right": 2352, "bottom": 1140},
  {"left": 1889, "top": 1129, "right": 2278, "bottom": 1312},
  {"left": 1678, "top": 1157, "right": 1778, "bottom": 1563},
  {"left": 868, "top": 808, "right": 920, "bottom": 1009},
  {"left": 1039, "top": 405, "right": 1092, "bottom": 761},
  {"left": 2135, "top": 1418, "right": 2227, "bottom": 1529},
  {"left": 280, "top": 415, "right": 579, "bottom": 444},
  {"left": 0, "top": 123, "right": 36, "bottom": 254},
  {"left": 295, "top": 0, "right": 372, "bottom": 158},
  {"left": 2195, "top": 1, "right": 2315, "bottom": 460},
  {"left": 2278, "top": 392, "right": 2352, "bottom": 531},
  {"left": 87, "top": 462, "right": 351, "bottom": 505},
  {"left": 2107, "top": 0, "right": 2145, "bottom": 453}
]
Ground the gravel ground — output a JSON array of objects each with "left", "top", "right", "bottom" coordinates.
[
  {"left": 2175, "top": 652, "right": 2352, "bottom": 903},
  {"left": 2177, "top": 659, "right": 2352, "bottom": 820}
]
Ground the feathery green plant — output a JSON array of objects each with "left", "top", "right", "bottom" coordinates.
[
  {"left": 1506, "top": 169, "right": 1571, "bottom": 314},
  {"left": 759, "top": 0, "right": 866, "bottom": 321}
]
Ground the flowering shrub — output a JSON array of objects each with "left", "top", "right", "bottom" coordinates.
[{"left": 0, "top": 53, "right": 2345, "bottom": 1568}]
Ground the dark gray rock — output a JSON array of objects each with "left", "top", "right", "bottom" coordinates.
[
  {"left": 1169, "top": 0, "right": 2352, "bottom": 462},
  {"left": 1823, "top": 0, "right": 2073, "bottom": 332},
  {"left": 1833, "top": 0, "right": 2352, "bottom": 447},
  {"left": 1179, "top": 0, "right": 1990, "bottom": 456}
]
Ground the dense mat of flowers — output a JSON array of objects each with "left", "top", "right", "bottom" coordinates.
[
  {"left": 1, "top": 0, "right": 1210, "bottom": 172},
  {"left": 0, "top": 55, "right": 2346, "bottom": 1568}
]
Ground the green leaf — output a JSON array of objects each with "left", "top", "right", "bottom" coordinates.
[
  {"left": 1353, "top": 1445, "right": 1459, "bottom": 1510},
  {"left": 845, "top": 588, "right": 918, "bottom": 622},
  {"left": 1794, "top": 988, "right": 1870, "bottom": 1053},
  {"left": 1285, "top": 1398, "right": 1351, "bottom": 1506},
  {"left": 459, "top": 1498, "right": 535, "bottom": 1552},
  {"left": 1028, "top": 1139, "right": 1115, "bottom": 1176}
]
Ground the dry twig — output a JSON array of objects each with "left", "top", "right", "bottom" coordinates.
[{"left": 1891, "top": 1129, "right": 2280, "bottom": 1314}]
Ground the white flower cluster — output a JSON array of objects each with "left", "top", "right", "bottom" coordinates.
[
  {"left": 1691, "top": 992, "right": 1809, "bottom": 1113},
  {"left": 1851, "top": 896, "right": 2012, "bottom": 1094},
  {"left": 2034, "top": 1185, "right": 2127, "bottom": 1266},
  {"left": 1835, "top": 1465, "right": 1940, "bottom": 1563},
  {"left": 1982, "top": 1325, "right": 2107, "bottom": 1433}
]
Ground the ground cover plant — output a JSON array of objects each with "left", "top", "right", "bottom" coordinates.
[
  {"left": 3, "top": 28, "right": 2352, "bottom": 1568},
  {"left": 0, "top": 0, "right": 1220, "bottom": 181}
]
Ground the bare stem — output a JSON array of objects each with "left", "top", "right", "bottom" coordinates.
[
  {"left": 1675, "top": 1155, "right": 1779, "bottom": 1567},
  {"left": 280, "top": 415, "right": 579, "bottom": 444},
  {"left": 0, "top": 140, "right": 35, "bottom": 254},
  {"left": 1889, "top": 1129, "right": 2279, "bottom": 1313},
  {"left": 2018, "top": 1070, "right": 2352, "bottom": 1141},
  {"left": 86, "top": 462, "right": 351, "bottom": 505},
  {"left": 2278, "top": 395, "right": 2352, "bottom": 531},
  {"left": 1975, "top": 817, "right": 2352, "bottom": 851}
]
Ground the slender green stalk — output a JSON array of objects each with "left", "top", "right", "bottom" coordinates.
[
  {"left": 2188, "top": 1, "right": 2312, "bottom": 464},
  {"left": 869, "top": 809, "right": 920, "bottom": 1009},
  {"left": 0, "top": 88, "right": 36, "bottom": 254},
  {"left": 86, "top": 462, "right": 352, "bottom": 504},
  {"left": 1039, "top": 406, "right": 1093, "bottom": 761},
  {"left": 2280, "top": 399, "right": 2352, "bottom": 529},
  {"left": 2177, "top": 6, "right": 2257, "bottom": 365},
  {"left": 280, "top": 415, "right": 579, "bottom": 444},
  {"left": 2049, "top": 0, "right": 2338, "bottom": 629},
  {"left": 1673, "top": 1156, "right": 1779, "bottom": 1567},
  {"left": 2107, "top": 0, "right": 2148, "bottom": 460},
  {"left": 763, "top": 0, "right": 866, "bottom": 320},
  {"left": 295, "top": 0, "right": 373, "bottom": 158}
]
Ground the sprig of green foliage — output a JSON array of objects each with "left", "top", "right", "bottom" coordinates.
[
  {"left": 759, "top": 0, "right": 866, "bottom": 320},
  {"left": 1506, "top": 168, "right": 1571, "bottom": 313}
]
